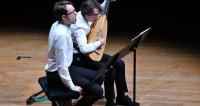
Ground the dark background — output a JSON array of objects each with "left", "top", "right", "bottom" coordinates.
[{"left": 0, "top": 0, "right": 199, "bottom": 43}]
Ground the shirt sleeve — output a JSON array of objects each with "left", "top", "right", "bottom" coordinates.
[
  {"left": 74, "top": 28, "right": 101, "bottom": 53},
  {"left": 55, "top": 34, "right": 75, "bottom": 90}
]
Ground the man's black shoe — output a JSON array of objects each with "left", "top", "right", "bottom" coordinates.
[{"left": 116, "top": 95, "right": 140, "bottom": 106}]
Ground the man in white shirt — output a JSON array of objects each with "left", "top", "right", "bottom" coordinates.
[
  {"left": 70, "top": 0, "right": 134, "bottom": 106},
  {"left": 45, "top": 1, "right": 103, "bottom": 105}
]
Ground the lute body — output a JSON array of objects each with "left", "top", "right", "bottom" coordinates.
[
  {"left": 84, "top": 0, "right": 110, "bottom": 61},
  {"left": 85, "top": 15, "right": 108, "bottom": 61}
]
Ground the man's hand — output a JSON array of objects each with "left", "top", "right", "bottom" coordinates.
[
  {"left": 98, "top": 36, "right": 106, "bottom": 46},
  {"left": 72, "top": 86, "right": 83, "bottom": 94}
]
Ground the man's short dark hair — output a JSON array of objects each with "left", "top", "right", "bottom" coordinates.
[
  {"left": 53, "top": 0, "right": 74, "bottom": 21},
  {"left": 80, "top": 0, "right": 103, "bottom": 16}
]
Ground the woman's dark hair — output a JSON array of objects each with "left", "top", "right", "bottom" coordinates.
[
  {"left": 80, "top": 0, "right": 103, "bottom": 16},
  {"left": 53, "top": 0, "right": 74, "bottom": 21}
]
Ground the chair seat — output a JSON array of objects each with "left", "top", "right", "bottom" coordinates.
[{"left": 38, "top": 77, "right": 80, "bottom": 101}]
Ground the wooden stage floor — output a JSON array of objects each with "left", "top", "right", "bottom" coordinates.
[{"left": 0, "top": 26, "right": 200, "bottom": 106}]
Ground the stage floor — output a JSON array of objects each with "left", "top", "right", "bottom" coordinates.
[{"left": 0, "top": 26, "right": 200, "bottom": 106}]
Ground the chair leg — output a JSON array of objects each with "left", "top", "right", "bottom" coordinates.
[
  {"left": 62, "top": 99, "right": 72, "bottom": 106},
  {"left": 52, "top": 101, "right": 61, "bottom": 106},
  {"left": 51, "top": 99, "right": 72, "bottom": 106}
]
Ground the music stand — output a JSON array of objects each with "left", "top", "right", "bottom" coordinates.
[{"left": 93, "top": 27, "right": 152, "bottom": 106}]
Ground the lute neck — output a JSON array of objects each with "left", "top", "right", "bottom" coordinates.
[{"left": 103, "top": 0, "right": 111, "bottom": 16}]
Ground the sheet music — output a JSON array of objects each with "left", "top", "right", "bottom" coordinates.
[{"left": 131, "top": 27, "right": 151, "bottom": 42}]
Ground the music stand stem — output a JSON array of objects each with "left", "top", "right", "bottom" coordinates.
[{"left": 133, "top": 47, "right": 140, "bottom": 106}]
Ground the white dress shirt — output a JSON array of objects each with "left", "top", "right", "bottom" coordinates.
[
  {"left": 70, "top": 0, "right": 106, "bottom": 54},
  {"left": 45, "top": 21, "right": 75, "bottom": 90}
]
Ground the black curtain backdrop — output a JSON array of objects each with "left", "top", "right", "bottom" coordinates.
[{"left": 0, "top": 0, "right": 199, "bottom": 43}]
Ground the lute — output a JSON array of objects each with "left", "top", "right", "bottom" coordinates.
[{"left": 85, "top": 0, "right": 111, "bottom": 61}]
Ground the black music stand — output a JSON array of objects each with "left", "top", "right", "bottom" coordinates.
[{"left": 93, "top": 27, "right": 152, "bottom": 106}]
